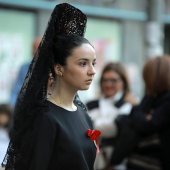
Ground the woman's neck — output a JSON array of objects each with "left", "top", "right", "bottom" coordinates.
[
  {"left": 104, "top": 90, "right": 123, "bottom": 101},
  {"left": 49, "top": 82, "right": 77, "bottom": 111}
]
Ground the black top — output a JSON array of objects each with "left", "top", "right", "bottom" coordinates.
[
  {"left": 131, "top": 93, "right": 170, "bottom": 170},
  {"left": 110, "top": 93, "right": 170, "bottom": 170},
  {"left": 29, "top": 100, "right": 96, "bottom": 170}
]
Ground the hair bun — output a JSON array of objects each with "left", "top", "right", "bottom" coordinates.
[{"left": 53, "top": 3, "right": 87, "bottom": 36}]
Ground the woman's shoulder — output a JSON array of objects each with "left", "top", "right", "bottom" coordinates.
[
  {"left": 35, "top": 100, "right": 58, "bottom": 123},
  {"left": 86, "top": 100, "right": 99, "bottom": 111},
  {"left": 118, "top": 102, "right": 133, "bottom": 115},
  {"left": 124, "top": 93, "right": 138, "bottom": 106}
]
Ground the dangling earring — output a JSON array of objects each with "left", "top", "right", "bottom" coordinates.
[{"left": 60, "top": 72, "right": 63, "bottom": 77}]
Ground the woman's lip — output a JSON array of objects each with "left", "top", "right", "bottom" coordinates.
[
  {"left": 86, "top": 79, "right": 93, "bottom": 82},
  {"left": 85, "top": 79, "right": 93, "bottom": 84}
]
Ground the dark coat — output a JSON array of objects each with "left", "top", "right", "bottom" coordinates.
[{"left": 110, "top": 92, "right": 170, "bottom": 170}]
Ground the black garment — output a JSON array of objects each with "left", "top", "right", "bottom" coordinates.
[
  {"left": 110, "top": 92, "right": 170, "bottom": 170},
  {"left": 29, "top": 101, "right": 96, "bottom": 170},
  {"left": 131, "top": 93, "right": 170, "bottom": 170}
]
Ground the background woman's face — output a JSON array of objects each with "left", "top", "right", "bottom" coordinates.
[
  {"left": 101, "top": 70, "right": 124, "bottom": 98},
  {"left": 0, "top": 113, "right": 10, "bottom": 128}
]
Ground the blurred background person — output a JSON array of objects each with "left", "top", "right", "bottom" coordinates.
[
  {"left": 109, "top": 55, "right": 170, "bottom": 170},
  {"left": 10, "top": 37, "right": 41, "bottom": 108},
  {"left": 0, "top": 104, "right": 12, "bottom": 169},
  {"left": 86, "top": 62, "right": 137, "bottom": 170},
  {"left": 128, "top": 55, "right": 170, "bottom": 170}
]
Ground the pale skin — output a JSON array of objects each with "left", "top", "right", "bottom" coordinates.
[
  {"left": 48, "top": 43, "right": 96, "bottom": 111},
  {"left": 101, "top": 71, "right": 137, "bottom": 105},
  {"left": 101, "top": 71, "right": 123, "bottom": 98}
]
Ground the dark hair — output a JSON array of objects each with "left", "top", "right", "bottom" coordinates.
[
  {"left": 100, "top": 62, "right": 130, "bottom": 95},
  {"left": 53, "top": 34, "right": 92, "bottom": 66},
  {"left": 143, "top": 55, "right": 170, "bottom": 96}
]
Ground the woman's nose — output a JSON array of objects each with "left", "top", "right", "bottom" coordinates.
[{"left": 88, "top": 65, "right": 96, "bottom": 75}]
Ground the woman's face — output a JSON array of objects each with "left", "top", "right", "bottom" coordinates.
[
  {"left": 60, "top": 43, "right": 96, "bottom": 91},
  {"left": 101, "top": 70, "right": 124, "bottom": 98}
]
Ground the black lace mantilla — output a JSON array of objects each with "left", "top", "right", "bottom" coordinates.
[{"left": 2, "top": 3, "right": 87, "bottom": 170}]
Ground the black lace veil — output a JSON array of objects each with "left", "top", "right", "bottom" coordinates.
[{"left": 2, "top": 3, "right": 87, "bottom": 169}]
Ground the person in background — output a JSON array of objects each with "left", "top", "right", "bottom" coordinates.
[
  {"left": 109, "top": 55, "right": 170, "bottom": 170},
  {"left": 0, "top": 104, "right": 12, "bottom": 169},
  {"left": 10, "top": 37, "right": 41, "bottom": 107},
  {"left": 128, "top": 55, "right": 170, "bottom": 170},
  {"left": 86, "top": 62, "right": 137, "bottom": 170}
]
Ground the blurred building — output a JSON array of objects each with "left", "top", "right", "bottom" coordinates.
[{"left": 0, "top": 0, "right": 170, "bottom": 103}]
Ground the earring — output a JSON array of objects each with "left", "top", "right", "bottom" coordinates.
[{"left": 60, "top": 72, "right": 63, "bottom": 77}]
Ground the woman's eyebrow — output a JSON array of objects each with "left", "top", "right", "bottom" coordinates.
[
  {"left": 77, "top": 58, "right": 88, "bottom": 61},
  {"left": 77, "top": 58, "right": 96, "bottom": 61}
]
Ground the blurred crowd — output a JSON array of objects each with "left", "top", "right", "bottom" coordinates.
[{"left": 1, "top": 37, "right": 170, "bottom": 170}]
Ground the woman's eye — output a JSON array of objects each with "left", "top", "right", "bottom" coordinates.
[
  {"left": 92, "top": 62, "right": 96, "bottom": 67},
  {"left": 80, "top": 62, "right": 86, "bottom": 67}
]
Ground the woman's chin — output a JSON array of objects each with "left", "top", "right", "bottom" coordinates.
[
  {"left": 105, "top": 92, "right": 117, "bottom": 98},
  {"left": 80, "top": 86, "right": 90, "bottom": 91}
]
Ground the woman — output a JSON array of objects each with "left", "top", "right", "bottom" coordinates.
[
  {"left": 86, "top": 62, "right": 136, "bottom": 170},
  {"left": 110, "top": 56, "right": 170, "bottom": 170},
  {"left": 2, "top": 3, "right": 100, "bottom": 170},
  {"left": 127, "top": 55, "right": 170, "bottom": 170}
]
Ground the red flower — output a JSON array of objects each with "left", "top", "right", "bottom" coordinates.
[{"left": 87, "top": 129, "right": 101, "bottom": 153}]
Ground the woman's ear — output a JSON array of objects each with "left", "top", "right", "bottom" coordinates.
[{"left": 54, "top": 64, "right": 63, "bottom": 76}]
